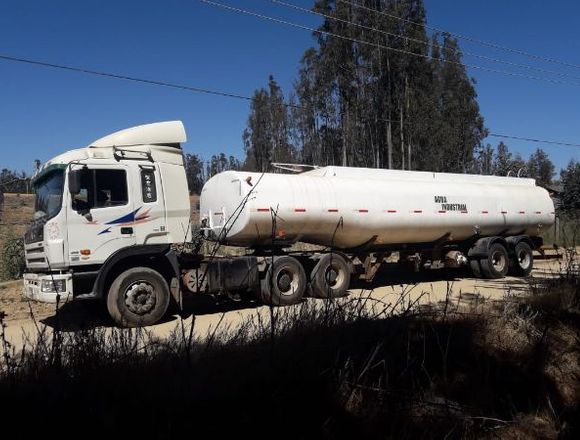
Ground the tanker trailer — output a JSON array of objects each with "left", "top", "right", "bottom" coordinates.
[
  {"left": 199, "top": 165, "right": 555, "bottom": 303},
  {"left": 22, "top": 120, "right": 556, "bottom": 327}
]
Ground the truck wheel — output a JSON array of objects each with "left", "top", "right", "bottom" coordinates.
[
  {"left": 480, "top": 243, "right": 509, "bottom": 279},
  {"left": 107, "top": 267, "right": 170, "bottom": 327},
  {"left": 260, "top": 256, "right": 307, "bottom": 306},
  {"left": 510, "top": 242, "right": 533, "bottom": 276},
  {"left": 310, "top": 253, "right": 350, "bottom": 299},
  {"left": 469, "top": 259, "right": 483, "bottom": 278}
]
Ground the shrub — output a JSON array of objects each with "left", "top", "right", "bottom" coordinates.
[{"left": 0, "top": 235, "right": 25, "bottom": 280}]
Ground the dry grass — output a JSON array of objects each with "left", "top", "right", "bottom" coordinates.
[{"left": 0, "top": 271, "right": 579, "bottom": 439}]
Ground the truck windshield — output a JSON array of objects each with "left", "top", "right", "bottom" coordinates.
[{"left": 33, "top": 170, "right": 64, "bottom": 220}]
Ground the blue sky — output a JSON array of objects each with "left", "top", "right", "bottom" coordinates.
[{"left": 0, "top": 0, "right": 579, "bottom": 175}]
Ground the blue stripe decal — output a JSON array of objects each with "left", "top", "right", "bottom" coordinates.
[
  {"left": 98, "top": 227, "right": 112, "bottom": 235},
  {"left": 105, "top": 207, "right": 141, "bottom": 225}
]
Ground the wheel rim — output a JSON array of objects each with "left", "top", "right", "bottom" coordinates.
[
  {"left": 276, "top": 268, "right": 300, "bottom": 296},
  {"left": 124, "top": 281, "right": 156, "bottom": 315},
  {"left": 518, "top": 249, "right": 531, "bottom": 269},
  {"left": 491, "top": 251, "right": 507, "bottom": 273},
  {"left": 324, "top": 263, "right": 345, "bottom": 289}
]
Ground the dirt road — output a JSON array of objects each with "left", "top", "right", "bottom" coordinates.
[{"left": 0, "top": 256, "right": 569, "bottom": 351}]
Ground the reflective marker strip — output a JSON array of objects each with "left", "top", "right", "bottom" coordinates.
[
  {"left": 519, "top": 211, "right": 526, "bottom": 214},
  {"left": 358, "top": 209, "right": 368, "bottom": 213},
  {"left": 386, "top": 210, "right": 397, "bottom": 213},
  {"left": 535, "top": 211, "right": 542, "bottom": 214},
  {"left": 438, "top": 210, "right": 446, "bottom": 213},
  {"left": 257, "top": 208, "right": 270, "bottom": 212},
  {"left": 294, "top": 208, "right": 306, "bottom": 212},
  {"left": 327, "top": 209, "right": 339, "bottom": 213},
  {"left": 461, "top": 211, "right": 468, "bottom": 214},
  {"left": 501, "top": 211, "right": 508, "bottom": 214},
  {"left": 413, "top": 210, "right": 422, "bottom": 213},
  {"left": 481, "top": 210, "right": 489, "bottom": 214}
]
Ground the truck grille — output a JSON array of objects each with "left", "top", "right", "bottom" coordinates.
[{"left": 25, "top": 242, "right": 47, "bottom": 269}]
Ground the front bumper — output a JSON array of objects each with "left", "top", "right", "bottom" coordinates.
[{"left": 23, "top": 272, "right": 73, "bottom": 303}]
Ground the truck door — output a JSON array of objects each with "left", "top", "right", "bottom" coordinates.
[
  {"left": 132, "top": 164, "right": 169, "bottom": 245},
  {"left": 66, "top": 165, "right": 136, "bottom": 266}
]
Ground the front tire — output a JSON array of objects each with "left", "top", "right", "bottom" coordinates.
[
  {"left": 107, "top": 267, "right": 170, "bottom": 327},
  {"left": 260, "top": 256, "right": 307, "bottom": 306},
  {"left": 480, "top": 243, "right": 509, "bottom": 279}
]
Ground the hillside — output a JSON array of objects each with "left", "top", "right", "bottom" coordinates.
[{"left": 0, "top": 193, "right": 34, "bottom": 247}]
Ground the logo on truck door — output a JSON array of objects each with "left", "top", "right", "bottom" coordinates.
[{"left": 83, "top": 207, "right": 155, "bottom": 235}]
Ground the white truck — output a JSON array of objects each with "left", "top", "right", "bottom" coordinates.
[{"left": 23, "top": 121, "right": 555, "bottom": 327}]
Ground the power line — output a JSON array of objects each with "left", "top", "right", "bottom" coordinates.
[
  {"left": 201, "top": 0, "right": 580, "bottom": 87},
  {"left": 270, "top": 0, "right": 580, "bottom": 84},
  {"left": 0, "top": 53, "right": 579, "bottom": 149},
  {"left": 339, "top": 0, "right": 580, "bottom": 72},
  {"left": 0, "top": 54, "right": 255, "bottom": 102},
  {"left": 0, "top": 53, "right": 313, "bottom": 111},
  {"left": 489, "top": 134, "right": 580, "bottom": 148}
]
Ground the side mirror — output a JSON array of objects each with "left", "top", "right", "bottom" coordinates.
[
  {"left": 68, "top": 169, "right": 82, "bottom": 195},
  {"left": 69, "top": 167, "right": 90, "bottom": 194}
]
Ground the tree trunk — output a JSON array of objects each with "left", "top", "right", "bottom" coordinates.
[
  {"left": 399, "top": 104, "right": 405, "bottom": 170},
  {"left": 406, "top": 75, "right": 411, "bottom": 170},
  {"left": 342, "top": 110, "right": 348, "bottom": 166},
  {"left": 387, "top": 120, "right": 393, "bottom": 169}
]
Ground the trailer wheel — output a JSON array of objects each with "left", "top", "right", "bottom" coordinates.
[
  {"left": 260, "top": 256, "right": 307, "bottom": 306},
  {"left": 107, "top": 267, "right": 170, "bottom": 327},
  {"left": 480, "top": 243, "right": 509, "bottom": 279},
  {"left": 469, "top": 259, "right": 483, "bottom": 278},
  {"left": 310, "top": 253, "right": 350, "bottom": 299},
  {"left": 510, "top": 242, "right": 534, "bottom": 276}
]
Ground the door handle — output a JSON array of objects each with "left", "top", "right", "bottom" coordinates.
[{"left": 121, "top": 227, "right": 133, "bottom": 235}]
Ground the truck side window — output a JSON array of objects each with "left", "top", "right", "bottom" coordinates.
[
  {"left": 141, "top": 169, "right": 157, "bottom": 203},
  {"left": 95, "top": 170, "right": 128, "bottom": 208},
  {"left": 72, "top": 169, "right": 128, "bottom": 211}
]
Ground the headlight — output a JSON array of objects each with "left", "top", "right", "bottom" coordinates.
[{"left": 41, "top": 279, "right": 66, "bottom": 293}]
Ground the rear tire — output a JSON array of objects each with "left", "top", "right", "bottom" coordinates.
[
  {"left": 480, "top": 243, "right": 509, "bottom": 279},
  {"left": 469, "top": 259, "right": 483, "bottom": 278},
  {"left": 107, "top": 267, "right": 170, "bottom": 327},
  {"left": 310, "top": 253, "right": 351, "bottom": 299},
  {"left": 510, "top": 242, "right": 533, "bottom": 276},
  {"left": 260, "top": 256, "right": 307, "bottom": 306}
]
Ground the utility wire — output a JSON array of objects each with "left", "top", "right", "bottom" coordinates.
[
  {"left": 201, "top": 0, "right": 580, "bottom": 87},
  {"left": 489, "top": 134, "right": 580, "bottom": 148},
  {"left": 0, "top": 54, "right": 254, "bottom": 102},
  {"left": 0, "top": 52, "right": 381, "bottom": 115},
  {"left": 339, "top": 0, "right": 580, "bottom": 72},
  {"left": 270, "top": 0, "right": 580, "bottom": 84},
  {"left": 0, "top": 53, "right": 579, "bottom": 149}
]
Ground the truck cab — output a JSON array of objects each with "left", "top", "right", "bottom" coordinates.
[{"left": 23, "top": 121, "right": 191, "bottom": 316}]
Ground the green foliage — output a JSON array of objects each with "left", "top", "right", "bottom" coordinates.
[
  {"left": 183, "top": 153, "right": 205, "bottom": 194},
  {"left": 560, "top": 160, "right": 580, "bottom": 212},
  {"left": 0, "top": 235, "right": 25, "bottom": 280},
  {"left": 492, "top": 141, "right": 513, "bottom": 176},
  {"left": 206, "top": 153, "right": 241, "bottom": 179},
  {"left": 243, "top": 0, "right": 487, "bottom": 172},
  {"left": 527, "top": 148, "right": 555, "bottom": 186},
  {"left": 243, "top": 75, "right": 296, "bottom": 172},
  {"left": 0, "top": 169, "right": 30, "bottom": 193}
]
